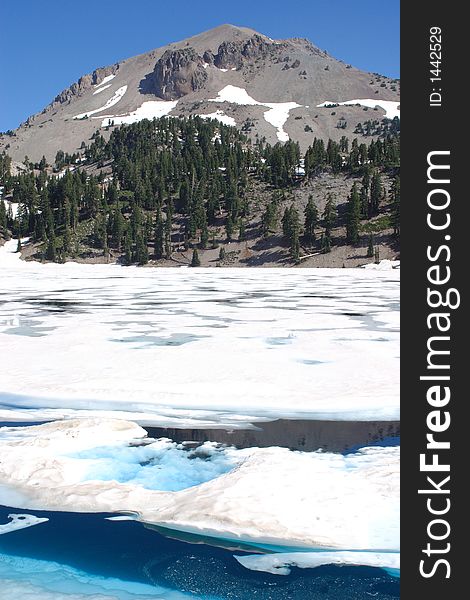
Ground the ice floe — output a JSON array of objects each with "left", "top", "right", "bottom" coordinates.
[
  {"left": 317, "top": 99, "right": 400, "bottom": 120},
  {"left": 0, "top": 419, "right": 399, "bottom": 552},
  {"left": 0, "top": 513, "right": 49, "bottom": 535},
  {"left": 235, "top": 550, "right": 400, "bottom": 576},
  {"left": 73, "top": 86, "right": 127, "bottom": 119},
  {"left": 209, "top": 85, "right": 302, "bottom": 141},
  {"left": 0, "top": 238, "right": 399, "bottom": 425},
  {"left": 100, "top": 100, "right": 178, "bottom": 127}
]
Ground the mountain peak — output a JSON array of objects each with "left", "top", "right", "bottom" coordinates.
[{"left": 0, "top": 24, "right": 400, "bottom": 162}]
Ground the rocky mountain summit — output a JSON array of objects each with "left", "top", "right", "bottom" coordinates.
[{"left": 1, "top": 24, "right": 399, "bottom": 162}]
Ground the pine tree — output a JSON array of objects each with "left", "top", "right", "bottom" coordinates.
[
  {"left": 0, "top": 201, "right": 7, "bottom": 232},
  {"left": 45, "top": 237, "right": 57, "bottom": 262},
  {"left": 346, "top": 183, "right": 361, "bottom": 244},
  {"left": 281, "top": 204, "right": 301, "bottom": 261},
  {"left": 367, "top": 235, "right": 374, "bottom": 257},
  {"left": 112, "top": 204, "right": 125, "bottom": 250},
  {"left": 124, "top": 232, "right": 132, "bottom": 265},
  {"left": 135, "top": 233, "right": 148, "bottom": 265},
  {"left": 200, "top": 219, "right": 209, "bottom": 249},
  {"left": 304, "top": 195, "right": 318, "bottom": 245},
  {"left": 238, "top": 221, "right": 246, "bottom": 242},
  {"left": 164, "top": 200, "right": 173, "bottom": 259},
  {"left": 63, "top": 225, "right": 71, "bottom": 254},
  {"left": 219, "top": 246, "right": 226, "bottom": 261},
  {"left": 322, "top": 194, "right": 337, "bottom": 239},
  {"left": 262, "top": 200, "right": 278, "bottom": 237},
  {"left": 225, "top": 216, "right": 234, "bottom": 241},
  {"left": 370, "top": 171, "right": 383, "bottom": 216},
  {"left": 390, "top": 176, "right": 400, "bottom": 236},
  {"left": 288, "top": 205, "right": 301, "bottom": 262},
  {"left": 16, "top": 238, "right": 22, "bottom": 253},
  {"left": 321, "top": 233, "right": 331, "bottom": 254},
  {"left": 154, "top": 212, "right": 164, "bottom": 259},
  {"left": 191, "top": 248, "right": 201, "bottom": 267}
]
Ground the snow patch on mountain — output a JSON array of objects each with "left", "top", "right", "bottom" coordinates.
[
  {"left": 2, "top": 199, "right": 19, "bottom": 219},
  {"left": 95, "top": 74, "right": 116, "bottom": 88},
  {"left": 100, "top": 100, "right": 178, "bottom": 127},
  {"left": 317, "top": 99, "right": 400, "bottom": 120},
  {"left": 199, "top": 110, "right": 236, "bottom": 126},
  {"left": 93, "top": 84, "right": 112, "bottom": 95},
  {"left": 74, "top": 86, "right": 127, "bottom": 119},
  {"left": 263, "top": 103, "right": 302, "bottom": 142},
  {"left": 209, "top": 85, "right": 301, "bottom": 141}
]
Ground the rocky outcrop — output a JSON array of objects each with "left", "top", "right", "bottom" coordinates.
[
  {"left": 203, "top": 50, "right": 215, "bottom": 65},
  {"left": 214, "top": 34, "right": 275, "bottom": 69},
  {"left": 50, "top": 65, "right": 119, "bottom": 107},
  {"left": 152, "top": 48, "right": 208, "bottom": 100}
]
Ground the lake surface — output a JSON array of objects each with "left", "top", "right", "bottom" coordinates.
[
  {"left": 0, "top": 241, "right": 399, "bottom": 426},
  {"left": 0, "top": 240, "right": 400, "bottom": 598},
  {"left": 0, "top": 505, "right": 399, "bottom": 600}
]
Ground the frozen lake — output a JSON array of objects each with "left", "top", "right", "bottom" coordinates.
[
  {"left": 0, "top": 239, "right": 400, "bottom": 598},
  {"left": 0, "top": 239, "right": 399, "bottom": 426}
]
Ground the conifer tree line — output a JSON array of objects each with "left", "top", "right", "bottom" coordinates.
[{"left": 0, "top": 114, "right": 399, "bottom": 264}]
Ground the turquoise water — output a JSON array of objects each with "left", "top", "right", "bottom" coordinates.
[{"left": 0, "top": 505, "right": 399, "bottom": 599}]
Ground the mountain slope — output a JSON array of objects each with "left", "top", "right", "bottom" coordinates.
[{"left": 0, "top": 24, "right": 399, "bottom": 162}]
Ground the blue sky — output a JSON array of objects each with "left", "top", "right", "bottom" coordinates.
[{"left": 0, "top": 0, "right": 399, "bottom": 132}]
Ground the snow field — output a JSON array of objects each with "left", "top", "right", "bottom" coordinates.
[
  {"left": 209, "top": 85, "right": 302, "bottom": 141},
  {"left": 100, "top": 100, "right": 178, "bottom": 127},
  {"left": 73, "top": 86, "right": 128, "bottom": 120},
  {"left": 317, "top": 99, "right": 400, "bottom": 120}
]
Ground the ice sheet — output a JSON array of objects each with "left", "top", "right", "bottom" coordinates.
[
  {"left": 0, "top": 238, "right": 400, "bottom": 425},
  {"left": 235, "top": 550, "right": 400, "bottom": 576},
  {"left": 0, "top": 513, "right": 49, "bottom": 535}
]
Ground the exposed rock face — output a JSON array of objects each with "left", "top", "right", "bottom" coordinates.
[
  {"left": 152, "top": 48, "right": 208, "bottom": 100},
  {"left": 214, "top": 34, "right": 274, "bottom": 69},
  {"left": 51, "top": 65, "right": 119, "bottom": 107},
  {"left": 203, "top": 50, "right": 215, "bottom": 65}
]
